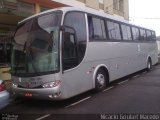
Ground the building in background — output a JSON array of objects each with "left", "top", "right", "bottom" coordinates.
[
  {"left": 0, "top": 0, "right": 129, "bottom": 65},
  {"left": 59, "top": 0, "right": 129, "bottom": 20}
]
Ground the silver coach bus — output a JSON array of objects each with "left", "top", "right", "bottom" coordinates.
[{"left": 11, "top": 7, "right": 158, "bottom": 100}]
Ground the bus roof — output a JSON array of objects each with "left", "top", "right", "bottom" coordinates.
[
  {"left": 19, "top": 7, "right": 154, "bottom": 31},
  {"left": 20, "top": 7, "right": 128, "bottom": 23}
]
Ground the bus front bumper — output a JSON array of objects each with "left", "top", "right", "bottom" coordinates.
[{"left": 12, "top": 87, "right": 63, "bottom": 100}]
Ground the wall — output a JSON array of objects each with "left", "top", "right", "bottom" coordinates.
[
  {"left": 104, "top": 0, "right": 114, "bottom": 15},
  {"left": 54, "top": 0, "right": 129, "bottom": 20},
  {"left": 123, "top": 0, "right": 129, "bottom": 20},
  {"left": 86, "top": 0, "right": 99, "bottom": 10}
]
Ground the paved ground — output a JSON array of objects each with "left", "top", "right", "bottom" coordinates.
[{"left": 1, "top": 64, "right": 160, "bottom": 120}]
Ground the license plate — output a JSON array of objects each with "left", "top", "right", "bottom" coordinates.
[{"left": 24, "top": 93, "right": 33, "bottom": 97}]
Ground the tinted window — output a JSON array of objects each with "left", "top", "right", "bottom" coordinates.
[
  {"left": 121, "top": 24, "right": 132, "bottom": 40},
  {"left": 146, "top": 30, "right": 152, "bottom": 41},
  {"left": 88, "top": 16, "right": 106, "bottom": 39},
  {"left": 64, "top": 12, "right": 87, "bottom": 70},
  {"left": 63, "top": 33, "right": 77, "bottom": 59},
  {"left": 152, "top": 31, "right": 156, "bottom": 41},
  {"left": 132, "top": 27, "right": 140, "bottom": 41},
  {"left": 65, "top": 12, "right": 87, "bottom": 42},
  {"left": 107, "top": 21, "right": 121, "bottom": 40},
  {"left": 140, "top": 29, "right": 146, "bottom": 41}
]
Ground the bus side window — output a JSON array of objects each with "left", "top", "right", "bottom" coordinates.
[
  {"left": 106, "top": 20, "right": 121, "bottom": 40},
  {"left": 88, "top": 16, "right": 106, "bottom": 40},
  {"left": 121, "top": 24, "right": 132, "bottom": 41},
  {"left": 151, "top": 31, "right": 156, "bottom": 41},
  {"left": 140, "top": 29, "right": 146, "bottom": 41},
  {"left": 131, "top": 27, "right": 140, "bottom": 41},
  {"left": 146, "top": 30, "right": 152, "bottom": 41}
]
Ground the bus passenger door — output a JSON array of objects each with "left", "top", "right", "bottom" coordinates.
[{"left": 61, "top": 12, "right": 90, "bottom": 98}]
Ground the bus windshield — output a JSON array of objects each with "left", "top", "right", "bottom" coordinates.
[{"left": 11, "top": 11, "right": 62, "bottom": 76}]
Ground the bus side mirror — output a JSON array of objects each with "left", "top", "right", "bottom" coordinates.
[
  {"left": 61, "top": 26, "right": 76, "bottom": 35},
  {"left": 60, "top": 26, "right": 65, "bottom": 32}
]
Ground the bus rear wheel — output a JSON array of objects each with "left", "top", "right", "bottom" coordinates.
[{"left": 95, "top": 69, "right": 107, "bottom": 92}]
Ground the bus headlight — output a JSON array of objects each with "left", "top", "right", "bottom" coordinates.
[
  {"left": 42, "top": 80, "right": 61, "bottom": 88},
  {"left": 12, "top": 83, "right": 18, "bottom": 88}
]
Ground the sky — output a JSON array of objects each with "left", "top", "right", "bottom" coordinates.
[{"left": 129, "top": 0, "right": 160, "bottom": 36}]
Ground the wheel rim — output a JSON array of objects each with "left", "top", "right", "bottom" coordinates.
[{"left": 97, "top": 74, "right": 105, "bottom": 88}]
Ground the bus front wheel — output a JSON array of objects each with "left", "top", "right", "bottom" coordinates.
[
  {"left": 95, "top": 69, "right": 107, "bottom": 92},
  {"left": 147, "top": 58, "right": 152, "bottom": 71}
]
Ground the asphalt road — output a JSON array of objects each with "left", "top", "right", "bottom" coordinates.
[{"left": 1, "top": 64, "right": 160, "bottom": 120}]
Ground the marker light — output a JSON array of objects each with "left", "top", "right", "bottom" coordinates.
[{"left": 43, "top": 80, "right": 61, "bottom": 88}]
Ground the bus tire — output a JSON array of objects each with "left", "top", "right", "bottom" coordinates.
[
  {"left": 147, "top": 58, "right": 152, "bottom": 71},
  {"left": 95, "top": 69, "right": 107, "bottom": 92}
]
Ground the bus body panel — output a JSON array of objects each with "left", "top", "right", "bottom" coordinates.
[
  {"left": 61, "top": 63, "right": 93, "bottom": 99},
  {"left": 85, "top": 41, "right": 158, "bottom": 82},
  {"left": 11, "top": 7, "right": 158, "bottom": 100}
]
